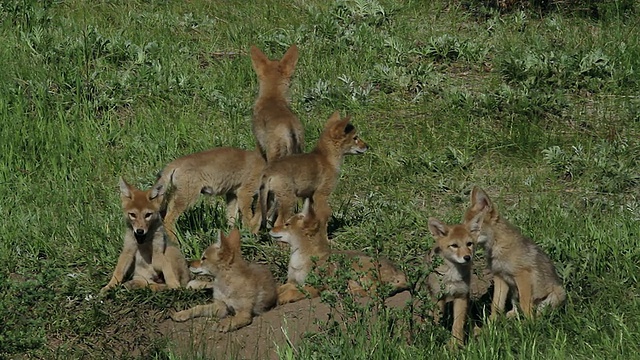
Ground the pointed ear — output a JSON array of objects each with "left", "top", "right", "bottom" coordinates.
[
  {"left": 149, "top": 181, "right": 165, "bottom": 200},
  {"left": 470, "top": 186, "right": 492, "bottom": 212},
  {"left": 428, "top": 218, "right": 448, "bottom": 239},
  {"left": 467, "top": 210, "right": 485, "bottom": 237},
  {"left": 279, "top": 44, "right": 298, "bottom": 77},
  {"left": 250, "top": 45, "right": 268, "bottom": 72},
  {"left": 330, "top": 116, "right": 353, "bottom": 137},
  {"left": 226, "top": 228, "right": 242, "bottom": 253},
  {"left": 119, "top": 177, "right": 132, "bottom": 199}
]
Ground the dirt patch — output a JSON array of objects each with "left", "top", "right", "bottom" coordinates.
[{"left": 160, "top": 291, "right": 413, "bottom": 359}]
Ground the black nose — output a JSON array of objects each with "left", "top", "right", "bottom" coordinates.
[
  {"left": 463, "top": 255, "right": 471, "bottom": 262},
  {"left": 135, "top": 229, "right": 145, "bottom": 236}
]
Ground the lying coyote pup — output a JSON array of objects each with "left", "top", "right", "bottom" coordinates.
[
  {"left": 156, "top": 147, "right": 265, "bottom": 241},
  {"left": 171, "top": 229, "right": 277, "bottom": 332},
  {"left": 101, "top": 178, "right": 190, "bottom": 294},
  {"left": 250, "top": 44, "right": 304, "bottom": 162},
  {"left": 270, "top": 201, "right": 408, "bottom": 304},
  {"left": 424, "top": 211, "right": 485, "bottom": 346},
  {"left": 464, "top": 186, "right": 566, "bottom": 319},
  {"left": 260, "top": 111, "right": 368, "bottom": 228}
]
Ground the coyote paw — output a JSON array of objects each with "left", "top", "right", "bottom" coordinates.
[
  {"left": 216, "top": 318, "right": 234, "bottom": 333},
  {"left": 99, "top": 285, "right": 113, "bottom": 295},
  {"left": 170, "top": 310, "right": 191, "bottom": 322},
  {"left": 506, "top": 309, "right": 519, "bottom": 319}
]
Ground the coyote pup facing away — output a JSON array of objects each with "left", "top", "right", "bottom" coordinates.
[
  {"left": 424, "top": 212, "right": 484, "bottom": 346},
  {"left": 156, "top": 147, "right": 265, "bottom": 241},
  {"left": 270, "top": 201, "right": 408, "bottom": 305},
  {"left": 250, "top": 44, "right": 304, "bottom": 162},
  {"left": 101, "top": 178, "right": 190, "bottom": 294},
  {"left": 260, "top": 111, "right": 368, "bottom": 229},
  {"left": 171, "top": 229, "right": 277, "bottom": 332},
  {"left": 464, "top": 186, "right": 566, "bottom": 319}
]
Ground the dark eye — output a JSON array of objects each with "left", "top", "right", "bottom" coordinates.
[
  {"left": 128, "top": 213, "right": 136, "bottom": 219},
  {"left": 144, "top": 212, "right": 153, "bottom": 219},
  {"left": 450, "top": 244, "right": 459, "bottom": 249},
  {"left": 467, "top": 242, "right": 473, "bottom": 247},
  {"left": 201, "top": 256, "right": 207, "bottom": 261},
  {"left": 284, "top": 222, "right": 290, "bottom": 227}
]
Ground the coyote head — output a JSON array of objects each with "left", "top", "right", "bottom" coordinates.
[
  {"left": 428, "top": 210, "right": 485, "bottom": 265},
  {"left": 119, "top": 177, "right": 165, "bottom": 244},
  {"left": 250, "top": 44, "right": 298, "bottom": 97},
  {"left": 317, "top": 111, "right": 369, "bottom": 157},
  {"left": 191, "top": 229, "right": 243, "bottom": 276},
  {"left": 463, "top": 186, "right": 500, "bottom": 245},
  {"left": 269, "top": 199, "right": 328, "bottom": 250}
]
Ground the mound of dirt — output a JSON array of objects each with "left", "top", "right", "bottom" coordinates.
[{"left": 160, "top": 291, "right": 412, "bottom": 359}]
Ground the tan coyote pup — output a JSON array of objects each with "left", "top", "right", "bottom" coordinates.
[
  {"left": 464, "top": 186, "right": 566, "bottom": 319},
  {"left": 250, "top": 44, "right": 304, "bottom": 162},
  {"left": 101, "top": 178, "right": 190, "bottom": 293},
  {"left": 156, "top": 147, "right": 265, "bottom": 240},
  {"left": 259, "top": 111, "right": 368, "bottom": 229},
  {"left": 424, "top": 211, "right": 485, "bottom": 346},
  {"left": 170, "top": 229, "right": 277, "bottom": 332},
  {"left": 269, "top": 201, "right": 408, "bottom": 305}
]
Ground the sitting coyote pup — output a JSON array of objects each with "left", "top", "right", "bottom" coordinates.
[
  {"left": 424, "top": 212, "right": 485, "bottom": 346},
  {"left": 156, "top": 147, "right": 265, "bottom": 241},
  {"left": 464, "top": 186, "right": 566, "bottom": 319},
  {"left": 259, "top": 111, "right": 368, "bottom": 228},
  {"left": 270, "top": 201, "right": 408, "bottom": 304},
  {"left": 171, "top": 229, "right": 277, "bottom": 332},
  {"left": 250, "top": 44, "right": 304, "bottom": 162},
  {"left": 101, "top": 178, "right": 190, "bottom": 294}
]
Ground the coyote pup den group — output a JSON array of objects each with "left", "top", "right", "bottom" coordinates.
[{"left": 101, "top": 44, "right": 566, "bottom": 343}]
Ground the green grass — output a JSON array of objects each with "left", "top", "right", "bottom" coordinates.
[{"left": 1, "top": 0, "right": 639, "bottom": 358}]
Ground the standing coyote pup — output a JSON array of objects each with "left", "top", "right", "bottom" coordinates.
[
  {"left": 101, "top": 178, "right": 190, "bottom": 294},
  {"left": 270, "top": 201, "right": 408, "bottom": 305},
  {"left": 260, "top": 111, "right": 368, "bottom": 228},
  {"left": 171, "top": 229, "right": 277, "bottom": 332},
  {"left": 464, "top": 186, "right": 566, "bottom": 319},
  {"left": 424, "top": 212, "right": 484, "bottom": 346},
  {"left": 250, "top": 44, "right": 304, "bottom": 162},
  {"left": 156, "top": 147, "right": 265, "bottom": 240}
]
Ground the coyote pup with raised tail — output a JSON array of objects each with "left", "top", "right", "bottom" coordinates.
[
  {"left": 101, "top": 178, "right": 190, "bottom": 294},
  {"left": 464, "top": 186, "right": 566, "bottom": 319},
  {"left": 424, "top": 211, "right": 484, "bottom": 346},
  {"left": 250, "top": 44, "right": 304, "bottom": 162},
  {"left": 171, "top": 229, "right": 277, "bottom": 332},
  {"left": 156, "top": 147, "right": 265, "bottom": 241},
  {"left": 270, "top": 201, "right": 407, "bottom": 305},
  {"left": 259, "top": 111, "right": 368, "bottom": 229}
]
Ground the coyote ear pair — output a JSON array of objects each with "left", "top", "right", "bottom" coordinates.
[{"left": 118, "top": 177, "right": 165, "bottom": 201}]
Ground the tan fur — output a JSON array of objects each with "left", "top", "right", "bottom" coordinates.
[
  {"left": 100, "top": 178, "right": 190, "bottom": 294},
  {"left": 464, "top": 186, "right": 566, "bottom": 319},
  {"left": 155, "top": 147, "right": 265, "bottom": 241},
  {"left": 424, "top": 212, "right": 484, "bottom": 346},
  {"left": 250, "top": 44, "right": 304, "bottom": 162},
  {"left": 259, "top": 111, "right": 368, "bottom": 229},
  {"left": 170, "top": 229, "right": 277, "bottom": 332},
  {"left": 269, "top": 201, "right": 407, "bottom": 305}
]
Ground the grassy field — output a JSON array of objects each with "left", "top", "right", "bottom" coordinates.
[{"left": 1, "top": 0, "right": 639, "bottom": 358}]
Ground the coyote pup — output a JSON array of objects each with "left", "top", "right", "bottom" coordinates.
[
  {"left": 171, "top": 229, "right": 277, "bottom": 332},
  {"left": 250, "top": 44, "right": 304, "bottom": 162},
  {"left": 101, "top": 178, "right": 190, "bottom": 294},
  {"left": 259, "top": 111, "right": 368, "bottom": 228},
  {"left": 424, "top": 212, "right": 484, "bottom": 345},
  {"left": 270, "top": 201, "right": 407, "bottom": 305},
  {"left": 156, "top": 147, "right": 265, "bottom": 240},
  {"left": 464, "top": 186, "right": 566, "bottom": 319}
]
